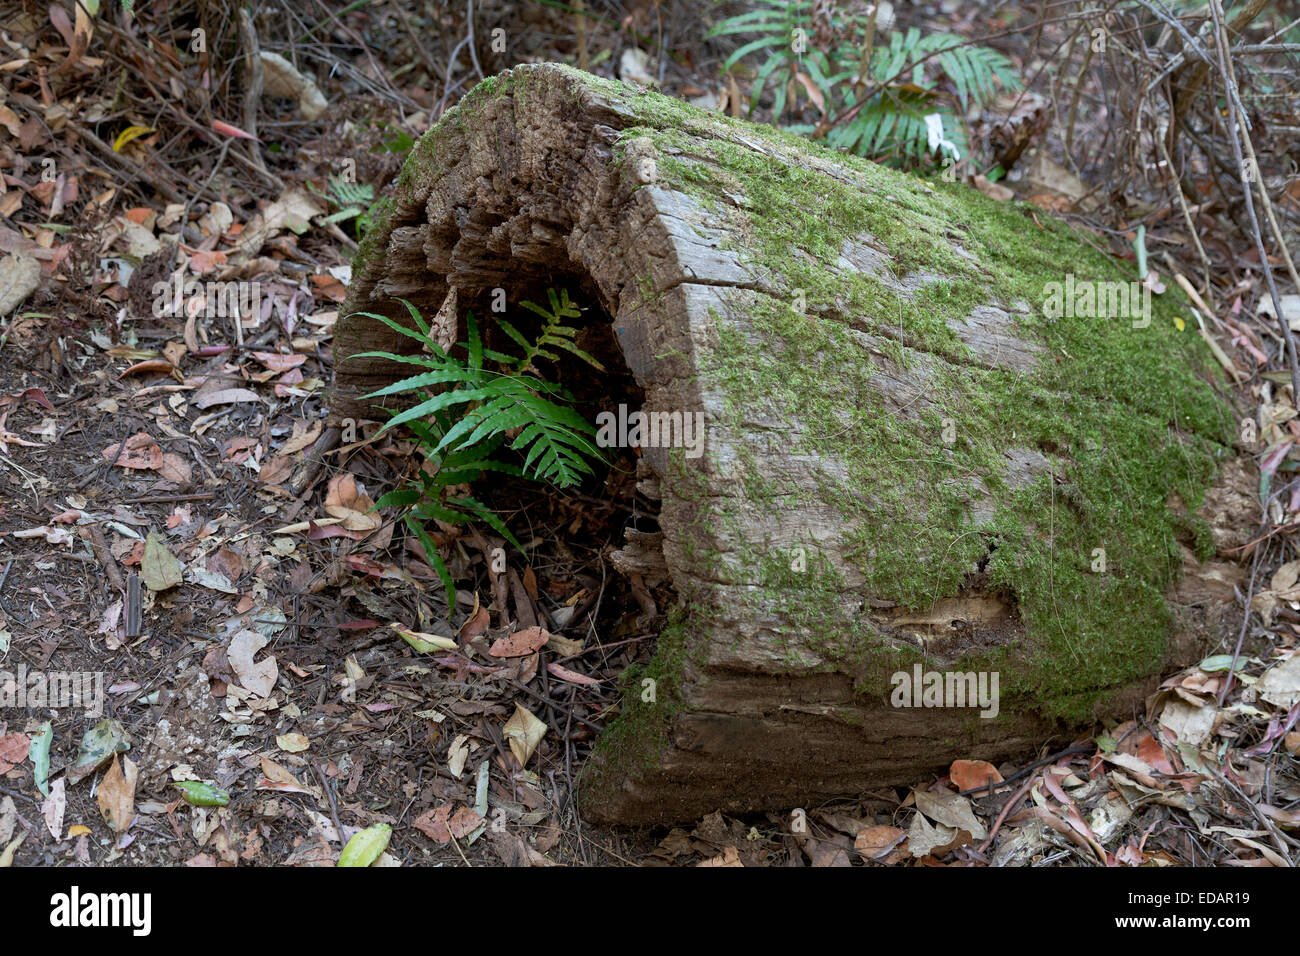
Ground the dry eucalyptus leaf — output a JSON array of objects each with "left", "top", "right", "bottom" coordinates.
[
  {"left": 141, "top": 532, "right": 182, "bottom": 591},
  {"left": 228, "top": 629, "right": 279, "bottom": 697},
  {"left": 0, "top": 253, "right": 41, "bottom": 316},
  {"left": 97, "top": 755, "right": 138, "bottom": 833},
  {"left": 1259, "top": 654, "right": 1300, "bottom": 710},
  {"left": 913, "top": 787, "right": 987, "bottom": 841},
  {"left": 502, "top": 703, "right": 547, "bottom": 768}
]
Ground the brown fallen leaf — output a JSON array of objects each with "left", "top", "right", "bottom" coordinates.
[
  {"left": 488, "top": 829, "right": 556, "bottom": 867},
  {"left": 192, "top": 387, "right": 261, "bottom": 409},
  {"left": 102, "top": 432, "right": 163, "bottom": 470},
  {"left": 489, "top": 625, "right": 551, "bottom": 658},
  {"left": 157, "top": 453, "right": 192, "bottom": 484},
  {"left": 258, "top": 456, "right": 295, "bottom": 486},
  {"left": 950, "top": 759, "right": 1003, "bottom": 791},
  {"left": 252, "top": 351, "right": 307, "bottom": 373},
  {"left": 0, "top": 734, "right": 30, "bottom": 775},
  {"left": 283, "top": 836, "right": 336, "bottom": 867},
  {"left": 502, "top": 703, "right": 547, "bottom": 768},
  {"left": 228, "top": 629, "right": 279, "bottom": 697},
  {"left": 256, "top": 757, "right": 319, "bottom": 798},
  {"left": 546, "top": 662, "right": 600, "bottom": 686},
  {"left": 117, "top": 359, "right": 177, "bottom": 380},
  {"left": 457, "top": 599, "right": 491, "bottom": 643},
  {"left": 323, "top": 473, "right": 381, "bottom": 534},
  {"left": 279, "top": 418, "right": 324, "bottom": 456},
  {"left": 697, "top": 845, "right": 744, "bottom": 867},
  {"left": 413, "top": 805, "right": 483, "bottom": 845},
  {"left": 854, "top": 824, "right": 908, "bottom": 864},
  {"left": 96, "top": 755, "right": 138, "bottom": 833},
  {"left": 973, "top": 174, "right": 1015, "bottom": 201}
]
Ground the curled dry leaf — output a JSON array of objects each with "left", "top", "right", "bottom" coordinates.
[
  {"left": 102, "top": 432, "right": 163, "bottom": 470},
  {"left": 279, "top": 418, "right": 323, "bottom": 456},
  {"left": 228, "top": 628, "right": 279, "bottom": 697},
  {"left": 489, "top": 625, "right": 551, "bottom": 658},
  {"left": 276, "top": 733, "right": 310, "bottom": 753},
  {"left": 117, "top": 359, "right": 177, "bottom": 380},
  {"left": 697, "top": 846, "right": 744, "bottom": 867},
  {"left": 42, "top": 778, "right": 66, "bottom": 841},
  {"left": 0, "top": 734, "right": 30, "bottom": 775},
  {"left": 913, "top": 787, "right": 987, "bottom": 841},
  {"left": 854, "top": 824, "right": 908, "bottom": 863},
  {"left": 447, "top": 734, "right": 470, "bottom": 778},
  {"left": 413, "top": 805, "right": 483, "bottom": 845},
  {"left": 97, "top": 755, "right": 138, "bottom": 833},
  {"left": 211, "top": 119, "right": 258, "bottom": 141},
  {"left": 546, "top": 662, "right": 600, "bottom": 686},
  {"left": 456, "top": 600, "right": 491, "bottom": 643},
  {"left": 949, "top": 759, "right": 1003, "bottom": 791},
  {"left": 502, "top": 703, "right": 547, "bottom": 768},
  {"left": 323, "top": 474, "right": 381, "bottom": 534},
  {"left": 252, "top": 351, "right": 306, "bottom": 373},
  {"left": 258, "top": 51, "right": 329, "bottom": 120}
]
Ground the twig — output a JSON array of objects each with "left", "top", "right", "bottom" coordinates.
[
  {"left": 312, "top": 761, "right": 346, "bottom": 848},
  {"left": 465, "top": 0, "right": 484, "bottom": 81},
  {"left": 977, "top": 770, "right": 1041, "bottom": 854},
  {"left": 497, "top": 675, "right": 604, "bottom": 732},
  {"left": 1206, "top": 764, "right": 1297, "bottom": 861},
  {"left": 1218, "top": 534, "right": 1264, "bottom": 707},
  {"left": 563, "top": 685, "right": 588, "bottom": 864},
  {"left": 1204, "top": 0, "right": 1300, "bottom": 402},
  {"left": 86, "top": 524, "right": 125, "bottom": 593},
  {"left": 237, "top": 8, "right": 279, "bottom": 206}
]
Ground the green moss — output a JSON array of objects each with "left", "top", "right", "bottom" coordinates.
[
  {"left": 593, "top": 73, "right": 1237, "bottom": 719},
  {"left": 581, "top": 605, "right": 699, "bottom": 791},
  {"left": 355, "top": 64, "right": 1240, "bottom": 733}
]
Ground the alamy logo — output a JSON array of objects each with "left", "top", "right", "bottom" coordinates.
[
  {"left": 0, "top": 665, "right": 103, "bottom": 717},
  {"left": 595, "top": 404, "right": 706, "bottom": 459},
  {"left": 1041, "top": 273, "right": 1151, "bottom": 328},
  {"left": 49, "top": 887, "right": 151, "bottom": 936},
  {"left": 151, "top": 276, "right": 261, "bottom": 319},
  {"left": 890, "top": 664, "right": 999, "bottom": 718}
]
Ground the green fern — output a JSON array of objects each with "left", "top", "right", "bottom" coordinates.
[
  {"left": 346, "top": 292, "right": 605, "bottom": 610},
  {"left": 318, "top": 175, "right": 376, "bottom": 235},
  {"left": 709, "top": 1, "right": 1020, "bottom": 167},
  {"left": 706, "top": 0, "right": 856, "bottom": 121}
]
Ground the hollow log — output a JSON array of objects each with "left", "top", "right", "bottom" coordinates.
[{"left": 332, "top": 63, "right": 1250, "bottom": 825}]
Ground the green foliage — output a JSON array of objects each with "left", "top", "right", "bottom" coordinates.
[
  {"left": 371, "top": 123, "right": 416, "bottom": 156},
  {"left": 348, "top": 290, "right": 606, "bottom": 609},
  {"left": 318, "top": 175, "right": 376, "bottom": 235},
  {"left": 707, "top": 0, "right": 1019, "bottom": 167}
]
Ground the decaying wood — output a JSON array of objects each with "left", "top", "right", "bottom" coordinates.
[{"left": 332, "top": 63, "right": 1251, "bottom": 824}]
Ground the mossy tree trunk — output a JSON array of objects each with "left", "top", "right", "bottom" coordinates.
[{"left": 332, "top": 63, "right": 1251, "bottom": 825}]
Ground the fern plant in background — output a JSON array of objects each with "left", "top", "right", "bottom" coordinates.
[
  {"left": 317, "top": 175, "right": 376, "bottom": 237},
  {"left": 707, "top": 0, "right": 854, "bottom": 120},
  {"left": 347, "top": 290, "right": 606, "bottom": 608},
  {"left": 707, "top": 0, "right": 1019, "bottom": 168}
]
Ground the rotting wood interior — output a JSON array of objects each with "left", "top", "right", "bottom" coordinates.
[{"left": 420, "top": 267, "right": 674, "bottom": 672}]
